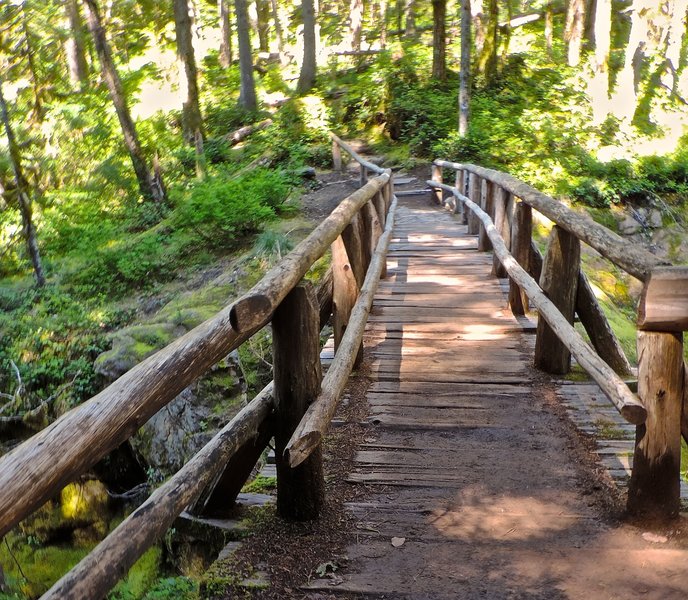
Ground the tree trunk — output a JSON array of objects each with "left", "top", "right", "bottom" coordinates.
[
  {"left": 473, "top": 0, "right": 486, "bottom": 57},
  {"left": 297, "top": 0, "right": 317, "bottom": 93},
  {"left": 459, "top": 0, "right": 471, "bottom": 135},
  {"left": 665, "top": 0, "right": 688, "bottom": 93},
  {"left": 234, "top": 0, "right": 258, "bottom": 110},
  {"left": 349, "top": 0, "right": 363, "bottom": 51},
  {"left": 380, "top": 0, "right": 388, "bottom": 48},
  {"left": 481, "top": 0, "right": 498, "bottom": 80},
  {"left": 219, "top": 0, "right": 233, "bottom": 67},
  {"left": 64, "top": 0, "right": 89, "bottom": 88},
  {"left": 255, "top": 0, "right": 270, "bottom": 52},
  {"left": 0, "top": 78, "right": 46, "bottom": 287},
  {"left": 174, "top": 0, "right": 203, "bottom": 144},
  {"left": 590, "top": 0, "right": 611, "bottom": 122},
  {"left": 82, "top": 0, "right": 166, "bottom": 204},
  {"left": 404, "top": 0, "right": 416, "bottom": 36},
  {"left": 565, "top": 0, "right": 586, "bottom": 67},
  {"left": 432, "top": 0, "right": 447, "bottom": 81},
  {"left": 270, "top": 0, "right": 284, "bottom": 53},
  {"left": 544, "top": 1, "right": 553, "bottom": 56}
]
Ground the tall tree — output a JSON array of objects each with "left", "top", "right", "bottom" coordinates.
[
  {"left": 349, "top": 0, "right": 363, "bottom": 51},
  {"left": 481, "top": 0, "right": 498, "bottom": 81},
  {"left": 297, "top": 0, "right": 316, "bottom": 93},
  {"left": 459, "top": 0, "right": 471, "bottom": 135},
  {"left": 404, "top": 0, "right": 416, "bottom": 36},
  {"left": 64, "top": 0, "right": 89, "bottom": 88},
  {"left": 82, "top": 0, "right": 166, "bottom": 204},
  {"left": 174, "top": 0, "right": 203, "bottom": 144},
  {"left": 270, "top": 0, "right": 284, "bottom": 53},
  {"left": 590, "top": 0, "right": 611, "bottom": 122},
  {"left": 544, "top": 0, "right": 553, "bottom": 56},
  {"left": 0, "top": 77, "right": 46, "bottom": 287},
  {"left": 665, "top": 0, "right": 688, "bottom": 93},
  {"left": 379, "top": 0, "right": 388, "bottom": 48},
  {"left": 219, "top": 0, "right": 233, "bottom": 67},
  {"left": 255, "top": 0, "right": 270, "bottom": 52},
  {"left": 565, "top": 0, "right": 585, "bottom": 67},
  {"left": 432, "top": 0, "right": 446, "bottom": 81},
  {"left": 234, "top": 0, "right": 257, "bottom": 110}
]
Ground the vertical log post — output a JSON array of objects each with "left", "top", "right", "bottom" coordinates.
[
  {"left": 467, "top": 173, "right": 481, "bottom": 235},
  {"left": 373, "top": 190, "right": 386, "bottom": 230},
  {"left": 332, "top": 139, "right": 342, "bottom": 172},
  {"left": 331, "top": 236, "right": 363, "bottom": 365},
  {"left": 365, "top": 199, "right": 385, "bottom": 277},
  {"left": 492, "top": 188, "right": 511, "bottom": 277},
  {"left": 508, "top": 200, "right": 532, "bottom": 315},
  {"left": 342, "top": 213, "right": 366, "bottom": 288},
  {"left": 272, "top": 282, "right": 324, "bottom": 521},
  {"left": 627, "top": 331, "right": 684, "bottom": 520},
  {"left": 455, "top": 170, "right": 464, "bottom": 219},
  {"left": 359, "top": 163, "right": 368, "bottom": 188},
  {"left": 432, "top": 163, "right": 443, "bottom": 205},
  {"left": 478, "top": 179, "right": 494, "bottom": 252},
  {"left": 534, "top": 226, "right": 581, "bottom": 374}
]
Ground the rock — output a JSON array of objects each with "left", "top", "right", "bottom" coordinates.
[
  {"left": 297, "top": 166, "right": 317, "bottom": 179},
  {"left": 649, "top": 209, "right": 663, "bottom": 228},
  {"left": 618, "top": 215, "right": 641, "bottom": 235}
]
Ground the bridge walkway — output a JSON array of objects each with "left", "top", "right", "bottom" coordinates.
[{"left": 306, "top": 192, "right": 688, "bottom": 599}]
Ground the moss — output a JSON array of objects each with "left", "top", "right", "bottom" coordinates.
[
  {"left": 564, "top": 364, "right": 591, "bottom": 382},
  {"left": 595, "top": 418, "right": 631, "bottom": 440},
  {"left": 241, "top": 475, "right": 276, "bottom": 494},
  {"left": 109, "top": 546, "right": 163, "bottom": 600}
]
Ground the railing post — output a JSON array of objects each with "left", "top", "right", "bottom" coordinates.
[
  {"left": 432, "top": 163, "right": 443, "bottom": 205},
  {"left": 627, "top": 331, "right": 684, "bottom": 520},
  {"left": 492, "top": 188, "right": 511, "bottom": 277},
  {"left": 534, "top": 225, "right": 580, "bottom": 374},
  {"left": 332, "top": 139, "right": 342, "bottom": 171},
  {"left": 272, "top": 281, "right": 324, "bottom": 521},
  {"left": 359, "top": 163, "right": 368, "bottom": 187},
  {"left": 467, "top": 173, "right": 480, "bottom": 235},
  {"left": 342, "top": 213, "right": 366, "bottom": 288},
  {"left": 332, "top": 236, "right": 363, "bottom": 366},
  {"left": 508, "top": 199, "right": 532, "bottom": 315},
  {"left": 478, "top": 179, "right": 494, "bottom": 252}
]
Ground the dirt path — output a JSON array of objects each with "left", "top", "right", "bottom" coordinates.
[{"left": 300, "top": 190, "right": 688, "bottom": 600}]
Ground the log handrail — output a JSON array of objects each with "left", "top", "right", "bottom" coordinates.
[
  {"left": 330, "top": 132, "right": 386, "bottom": 176},
  {"left": 433, "top": 160, "right": 667, "bottom": 281},
  {"left": 428, "top": 180, "right": 647, "bottom": 425},
  {"left": 0, "top": 136, "right": 397, "bottom": 600}
]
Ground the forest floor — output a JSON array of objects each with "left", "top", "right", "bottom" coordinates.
[{"left": 220, "top": 186, "right": 688, "bottom": 600}]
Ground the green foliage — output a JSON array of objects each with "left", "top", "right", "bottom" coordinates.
[
  {"left": 141, "top": 577, "right": 198, "bottom": 600},
  {"left": 109, "top": 546, "right": 163, "bottom": 600},
  {"left": 242, "top": 474, "right": 277, "bottom": 494}
]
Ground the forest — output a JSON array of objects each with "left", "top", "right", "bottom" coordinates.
[{"left": 1, "top": 0, "right": 687, "bottom": 598}]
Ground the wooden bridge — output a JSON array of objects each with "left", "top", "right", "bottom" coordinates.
[{"left": 0, "top": 134, "right": 687, "bottom": 598}]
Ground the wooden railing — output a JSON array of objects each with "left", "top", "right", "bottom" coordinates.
[
  {"left": 429, "top": 160, "right": 688, "bottom": 521},
  {"left": 0, "top": 136, "right": 395, "bottom": 599}
]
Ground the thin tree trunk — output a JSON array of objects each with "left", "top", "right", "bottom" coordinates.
[
  {"left": 234, "top": 0, "right": 258, "bottom": 110},
  {"left": 459, "top": 0, "right": 471, "bottom": 135},
  {"left": 64, "top": 0, "right": 89, "bottom": 88},
  {"left": 380, "top": 0, "right": 388, "bottom": 48},
  {"left": 432, "top": 0, "right": 447, "bottom": 81},
  {"left": 590, "top": 0, "right": 611, "bottom": 122},
  {"left": 219, "top": 0, "right": 233, "bottom": 67},
  {"left": 297, "top": 0, "right": 317, "bottom": 93},
  {"left": 0, "top": 79, "right": 46, "bottom": 287},
  {"left": 21, "top": 6, "right": 44, "bottom": 123},
  {"left": 666, "top": 0, "right": 688, "bottom": 92},
  {"left": 404, "top": 0, "right": 416, "bottom": 36},
  {"left": 565, "top": 0, "right": 585, "bottom": 67},
  {"left": 473, "top": 0, "right": 486, "bottom": 57},
  {"left": 174, "top": 0, "right": 203, "bottom": 144},
  {"left": 544, "top": 1, "right": 553, "bottom": 56},
  {"left": 482, "top": 0, "right": 498, "bottom": 81},
  {"left": 255, "top": 0, "right": 270, "bottom": 52},
  {"left": 270, "top": 0, "right": 284, "bottom": 53},
  {"left": 83, "top": 0, "right": 165, "bottom": 204},
  {"left": 350, "top": 0, "right": 363, "bottom": 51}
]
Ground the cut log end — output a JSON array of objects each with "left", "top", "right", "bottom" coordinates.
[
  {"left": 286, "top": 431, "right": 322, "bottom": 468},
  {"left": 229, "top": 294, "right": 273, "bottom": 333},
  {"left": 621, "top": 403, "right": 647, "bottom": 426}
]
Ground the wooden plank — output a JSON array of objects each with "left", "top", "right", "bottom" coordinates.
[{"left": 368, "top": 381, "right": 529, "bottom": 394}]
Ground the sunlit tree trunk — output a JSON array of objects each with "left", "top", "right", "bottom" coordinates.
[
  {"left": 432, "top": 0, "right": 447, "bottom": 81},
  {"left": 20, "top": 5, "right": 44, "bottom": 123},
  {"left": 174, "top": 0, "right": 203, "bottom": 144},
  {"left": 544, "top": 1, "right": 553, "bottom": 56},
  {"left": 219, "top": 0, "right": 233, "bottom": 67},
  {"left": 235, "top": 0, "right": 258, "bottom": 110},
  {"left": 590, "top": 0, "right": 611, "bottom": 122},
  {"left": 349, "top": 0, "right": 363, "bottom": 51},
  {"left": 83, "top": 0, "right": 166, "bottom": 204},
  {"left": 565, "top": 0, "right": 585, "bottom": 67},
  {"left": 459, "top": 0, "right": 471, "bottom": 135},
  {"left": 404, "top": 0, "right": 416, "bottom": 37},
  {"left": 472, "top": 0, "right": 486, "bottom": 58},
  {"left": 64, "top": 0, "right": 89, "bottom": 88},
  {"left": 379, "top": 0, "right": 388, "bottom": 48},
  {"left": 482, "top": 0, "right": 498, "bottom": 81},
  {"left": 0, "top": 78, "right": 45, "bottom": 287},
  {"left": 256, "top": 0, "right": 270, "bottom": 52},
  {"left": 297, "top": 0, "right": 316, "bottom": 93},
  {"left": 270, "top": 0, "right": 284, "bottom": 53}
]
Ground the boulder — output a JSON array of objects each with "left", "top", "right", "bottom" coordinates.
[{"left": 618, "top": 215, "right": 641, "bottom": 235}]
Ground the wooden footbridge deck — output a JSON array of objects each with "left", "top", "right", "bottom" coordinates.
[{"left": 0, "top": 134, "right": 687, "bottom": 598}]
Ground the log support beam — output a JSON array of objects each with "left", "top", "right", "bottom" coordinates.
[
  {"left": 332, "top": 139, "right": 342, "bottom": 171},
  {"left": 478, "top": 179, "right": 494, "bottom": 252},
  {"left": 534, "top": 226, "right": 580, "bottom": 374},
  {"left": 272, "top": 282, "right": 324, "bottom": 521},
  {"left": 627, "top": 331, "right": 684, "bottom": 520},
  {"left": 509, "top": 200, "right": 532, "bottom": 315},
  {"left": 432, "top": 164, "right": 443, "bottom": 205},
  {"left": 467, "top": 174, "right": 480, "bottom": 235}
]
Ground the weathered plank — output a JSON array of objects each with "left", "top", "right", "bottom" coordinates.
[{"left": 637, "top": 267, "right": 688, "bottom": 332}]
